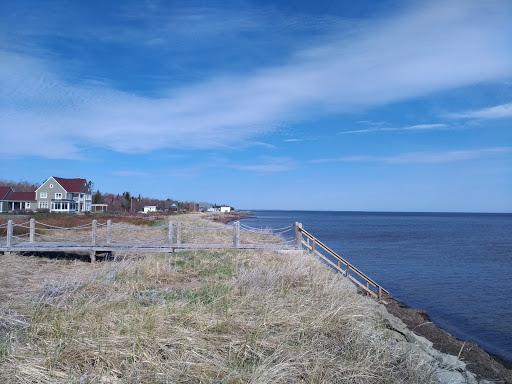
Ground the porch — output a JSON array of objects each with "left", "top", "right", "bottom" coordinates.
[{"left": 51, "top": 200, "right": 78, "bottom": 212}]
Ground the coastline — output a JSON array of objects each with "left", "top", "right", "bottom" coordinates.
[
  {"left": 383, "top": 294, "right": 512, "bottom": 382},
  {"left": 204, "top": 212, "right": 511, "bottom": 381},
  {"left": 204, "top": 210, "right": 253, "bottom": 224}
]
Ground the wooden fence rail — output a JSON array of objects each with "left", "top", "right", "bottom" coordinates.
[
  {"left": 294, "top": 222, "right": 389, "bottom": 300},
  {"left": 0, "top": 219, "right": 296, "bottom": 260},
  {"left": 1, "top": 218, "right": 388, "bottom": 300}
]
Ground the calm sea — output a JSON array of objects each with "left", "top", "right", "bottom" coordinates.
[{"left": 240, "top": 211, "right": 512, "bottom": 362}]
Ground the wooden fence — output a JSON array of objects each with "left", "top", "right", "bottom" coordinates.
[
  {"left": 0, "top": 218, "right": 388, "bottom": 299},
  {"left": 295, "top": 222, "right": 389, "bottom": 300},
  {"left": 0, "top": 219, "right": 297, "bottom": 260}
]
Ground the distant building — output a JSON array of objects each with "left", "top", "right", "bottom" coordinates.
[
  {"left": 0, "top": 176, "right": 92, "bottom": 213},
  {"left": 0, "top": 187, "right": 36, "bottom": 212},
  {"left": 36, "top": 177, "right": 92, "bottom": 213},
  {"left": 143, "top": 205, "right": 157, "bottom": 214},
  {"left": 91, "top": 204, "right": 108, "bottom": 213},
  {"left": 207, "top": 205, "right": 233, "bottom": 213}
]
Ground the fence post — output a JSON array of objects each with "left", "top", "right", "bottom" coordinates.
[
  {"left": 233, "top": 221, "right": 240, "bottom": 248},
  {"left": 29, "top": 218, "right": 35, "bottom": 243},
  {"left": 176, "top": 222, "right": 182, "bottom": 245},
  {"left": 6, "top": 220, "right": 13, "bottom": 249},
  {"left": 168, "top": 221, "right": 174, "bottom": 245},
  {"left": 295, "top": 222, "right": 303, "bottom": 249},
  {"left": 92, "top": 219, "right": 97, "bottom": 246},
  {"left": 107, "top": 219, "right": 112, "bottom": 244}
]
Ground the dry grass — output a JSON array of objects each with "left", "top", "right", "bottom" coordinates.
[{"left": 0, "top": 215, "right": 437, "bottom": 383}]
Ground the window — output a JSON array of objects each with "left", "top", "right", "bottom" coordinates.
[
  {"left": 40, "top": 192, "right": 47, "bottom": 198},
  {"left": 55, "top": 193, "right": 62, "bottom": 200},
  {"left": 26, "top": 202, "right": 31, "bottom": 209},
  {"left": 49, "top": 183, "right": 54, "bottom": 188},
  {"left": 38, "top": 201, "right": 48, "bottom": 209}
]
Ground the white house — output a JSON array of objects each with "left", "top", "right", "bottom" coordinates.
[
  {"left": 207, "top": 205, "right": 232, "bottom": 213},
  {"left": 1, "top": 176, "right": 92, "bottom": 213},
  {"left": 143, "top": 205, "right": 157, "bottom": 214}
]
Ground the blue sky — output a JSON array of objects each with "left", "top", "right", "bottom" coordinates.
[{"left": 1, "top": 0, "right": 511, "bottom": 212}]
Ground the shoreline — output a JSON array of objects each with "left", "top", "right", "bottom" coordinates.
[
  {"left": 206, "top": 212, "right": 511, "bottom": 381},
  {"left": 204, "top": 210, "right": 254, "bottom": 224},
  {"left": 383, "top": 294, "right": 511, "bottom": 382}
]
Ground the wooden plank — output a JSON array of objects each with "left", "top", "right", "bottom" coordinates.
[
  {"left": 0, "top": 241, "right": 294, "bottom": 253},
  {"left": 348, "top": 275, "right": 377, "bottom": 297},
  {"left": 299, "top": 227, "right": 388, "bottom": 294},
  {"left": 313, "top": 249, "right": 344, "bottom": 274}
]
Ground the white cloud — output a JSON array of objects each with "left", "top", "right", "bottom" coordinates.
[
  {"left": 232, "top": 157, "right": 295, "bottom": 173},
  {"left": 312, "top": 147, "right": 512, "bottom": 164},
  {"left": 1, "top": 0, "right": 511, "bottom": 158},
  {"left": 340, "top": 123, "right": 447, "bottom": 134},
  {"left": 447, "top": 102, "right": 512, "bottom": 120}
]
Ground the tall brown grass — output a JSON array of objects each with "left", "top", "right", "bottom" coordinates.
[{"left": 0, "top": 245, "right": 436, "bottom": 383}]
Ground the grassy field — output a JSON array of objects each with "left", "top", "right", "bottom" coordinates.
[{"left": 0, "top": 217, "right": 438, "bottom": 383}]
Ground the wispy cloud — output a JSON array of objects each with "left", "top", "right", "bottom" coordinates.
[
  {"left": 340, "top": 123, "right": 448, "bottom": 134},
  {"left": 312, "top": 147, "right": 512, "bottom": 164},
  {"left": 232, "top": 157, "right": 295, "bottom": 173},
  {"left": 283, "top": 138, "right": 303, "bottom": 142},
  {"left": 447, "top": 102, "right": 512, "bottom": 120},
  {"left": 1, "top": 1, "right": 511, "bottom": 158},
  {"left": 247, "top": 141, "right": 277, "bottom": 149}
]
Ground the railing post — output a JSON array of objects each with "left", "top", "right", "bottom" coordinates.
[
  {"left": 168, "top": 220, "right": 174, "bottom": 245},
  {"left": 29, "top": 218, "right": 35, "bottom": 243},
  {"left": 378, "top": 286, "right": 383, "bottom": 301},
  {"left": 233, "top": 221, "right": 240, "bottom": 248},
  {"left": 311, "top": 239, "right": 316, "bottom": 255},
  {"left": 295, "top": 222, "right": 303, "bottom": 249},
  {"left": 176, "top": 222, "right": 182, "bottom": 245},
  {"left": 107, "top": 219, "right": 112, "bottom": 244},
  {"left": 6, "top": 220, "right": 13, "bottom": 249},
  {"left": 92, "top": 219, "right": 97, "bottom": 246}
]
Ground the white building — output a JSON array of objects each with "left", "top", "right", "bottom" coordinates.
[
  {"left": 207, "top": 205, "right": 232, "bottom": 213},
  {"left": 143, "top": 205, "right": 157, "bottom": 214}
]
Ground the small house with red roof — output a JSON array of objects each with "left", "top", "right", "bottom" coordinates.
[
  {"left": 0, "top": 187, "right": 37, "bottom": 212},
  {"left": 0, "top": 186, "right": 14, "bottom": 212}
]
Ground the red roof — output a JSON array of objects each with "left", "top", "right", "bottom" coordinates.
[
  {"left": 53, "top": 177, "right": 89, "bottom": 193},
  {"left": 7, "top": 191, "right": 36, "bottom": 201},
  {"left": 0, "top": 186, "right": 12, "bottom": 200}
]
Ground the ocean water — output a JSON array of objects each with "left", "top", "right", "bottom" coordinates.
[{"left": 240, "top": 211, "right": 512, "bottom": 362}]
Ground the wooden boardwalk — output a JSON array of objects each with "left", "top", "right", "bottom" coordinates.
[
  {"left": 0, "top": 219, "right": 297, "bottom": 261},
  {"left": 1, "top": 218, "right": 387, "bottom": 300}
]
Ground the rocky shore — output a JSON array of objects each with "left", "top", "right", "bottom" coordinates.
[{"left": 381, "top": 296, "right": 512, "bottom": 383}]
